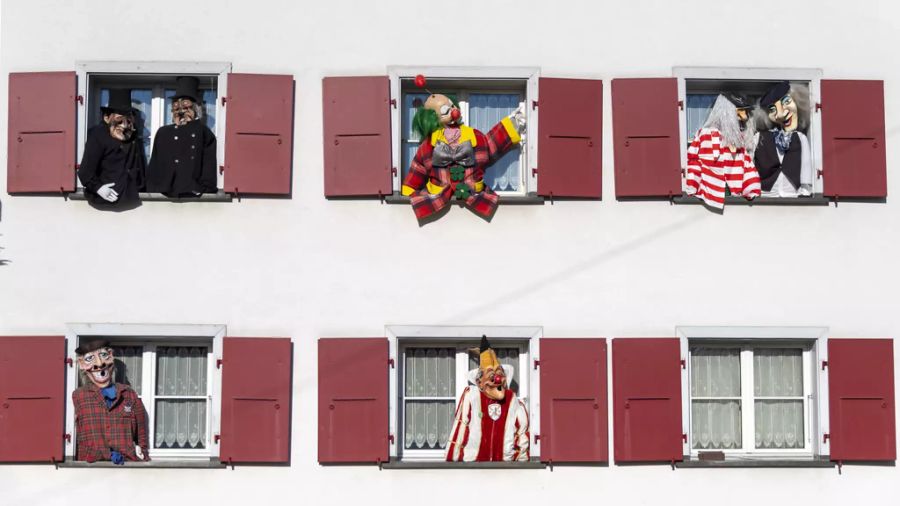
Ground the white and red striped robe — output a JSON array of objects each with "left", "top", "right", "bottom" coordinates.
[
  {"left": 445, "top": 386, "right": 529, "bottom": 462},
  {"left": 685, "top": 128, "right": 761, "bottom": 209}
]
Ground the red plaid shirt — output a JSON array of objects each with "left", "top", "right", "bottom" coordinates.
[{"left": 73, "top": 383, "right": 150, "bottom": 462}]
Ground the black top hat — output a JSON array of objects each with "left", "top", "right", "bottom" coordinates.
[
  {"left": 101, "top": 89, "right": 134, "bottom": 115},
  {"left": 723, "top": 92, "right": 753, "bottom": 111},
  {"left": 172, "top": 76, "right": 201, "bottom": 103},
  {"left": 760, "top": 81, "right": 791, "bottom": 108},
  {"left": 75, "top": 339, "right": 111, "bottom": 355}
]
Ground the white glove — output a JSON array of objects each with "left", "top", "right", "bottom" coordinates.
[
  {"left": 96, "top": 182, "right": 119, "bottom": 202},
  {"left": 508, "top": 103, "right": 527, "bottom": 134}
]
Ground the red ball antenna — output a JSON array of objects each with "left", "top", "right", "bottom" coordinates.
[{"left": 414, "top": 74, "right": 433, "bottom": 96}]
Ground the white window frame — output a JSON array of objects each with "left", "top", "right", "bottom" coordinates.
[
  {"left": 387, "top": 66, "right": 541, "bottom": 196},
  {"left": 65, "top": 323, "right": 225, "bottom": 462},
  {"left": 385, "top": 325, "right": 542, "bottom": 461},
  {"left": 673, "top": 66, "right": 825, "bottom": 196},
  {"left": 75, "top": 61, "right": 232, "bottom": 190},
  {"left": 676, "top": 326, "right": 830, "bottom": 460}
]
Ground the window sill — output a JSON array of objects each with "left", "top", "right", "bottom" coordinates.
[
  {"left": 676, "top": 457, "right": 835, "bottom": 468},
  {"left": 384, "top": 192, "right": 545, "bottom": 205},
  {"left": 381, "top": 459, "right": 545, "bottom": 469},
  {"left": 672, "top": 195, "right": 830, "bottom": 206},
  {"left": 57, "top": 458, "right": 226, "bottom": 469},
  {"left": 69, "top": 190, "right": 233, "bottom": 202}
]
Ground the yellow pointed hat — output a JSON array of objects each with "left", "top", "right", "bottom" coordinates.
[{"left": 479, "top": 335, "right": 500, "bottom": 371}]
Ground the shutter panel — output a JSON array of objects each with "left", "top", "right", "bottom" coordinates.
[
  {"left": 536, "top": 78, "right": 603, "bottom": 198},
  {"left": 322, "top": 76, "right": 392, "bottom": 197},
  {"left": 821, "top": 80, "right": 887, "bottom": 198},
  {"left": 223, "top": 73, "right": 294, "bottom": 195},
  {"left": 220, "top": 337, "right": 292, "bottom": 463},
  {"left": 611, "top": 78, "right": 681, "bottom": 198},
  {"left": 828, "top": 338, "right": 895, "bottom": 461},
  {"left": 540, "top": 338, "right": 607, "bottom": 462},
  {"left": 7, "top": 72, "right": 76, "bottom": 194},
  {"left": 0, "top": 336, "right": 65, "bottom": 462},
  {"left": 612, "top": 338, "right": 682, "bottom": 463},
  {"left": 318, "top": 338, "right": 388, "bottom": 463}
]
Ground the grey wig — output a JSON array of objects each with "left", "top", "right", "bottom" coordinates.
[{"left": 703, "top": 94, "right": 757, "bottom": 151}]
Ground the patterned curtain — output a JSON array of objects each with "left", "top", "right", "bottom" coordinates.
[
  {"left": 691, "top": 348, "right": 741, "bottom": 449},
  {"left": 754, "top": 349, "right": 804, "bottom": 449},
  {"left": 468, "top": 93, "right": 522, "bottom": 192},
  {"left": 404, "top": 347, "right": 455, "bottom": 450},
  {"left": 155, "top": 346, "right": 208, "bottom": 449}
]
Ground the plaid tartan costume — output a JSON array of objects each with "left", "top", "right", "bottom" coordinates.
[
  {"left": 401, "top": 117, "right": 521, "bottom": 220},
  {"left": 73, "top": 383, "right": 150, "bottom": 462}
]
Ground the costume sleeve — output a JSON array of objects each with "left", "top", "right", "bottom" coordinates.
[
  {"left": 511, "top": 399, "right": 530, "bottom": 461},
  {"left": 445, "top": 387, "right": 473, "bottom": 462},
  {"left": 741, "top": 150, "right": 761, "bottom": 200},
  {"left": 200, "top": 127, "right": 218, "bottom": 192},
  {"left": 72, "top": 392, "right": 110, "bottom": 462},
  {"left": 77, "top": 130, "right": 104, "bottom": 193},
  {"left": 401, "top": 140, "right": 432, "bottom": 196},
  {"left": 685, "top": 129, "right": 718, "bottom": 196},
  {"left": 483, "top": 118, "right": 521, "bottom": 166},
  {"left": 798, "top": 132, "right": 813, "bottom": 190},
  {"left": 133, "top": 395, "right": 151, "bottom": 460}
]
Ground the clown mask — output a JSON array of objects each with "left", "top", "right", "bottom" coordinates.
[
  {"left": 478, "top": 365, "right": 508, "bottom": 401},
  {"left": 767, "top": 93, "right": 799, "bottom": 132},
  {"left": 78, "top": 347, "right": 115, "bottom": 388},
  {"left": 171, "top": 98, "right": 197, "bottom": 126},
  {"left": 424, "top": 94, "right": 461, "bottom": 127},
  {"left": 104, "top": 113, "right": 136, "bottom": 141}
]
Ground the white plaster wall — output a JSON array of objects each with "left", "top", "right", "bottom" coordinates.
[{"left": 1, "top": 0, "right": 899, "bottom": 504}]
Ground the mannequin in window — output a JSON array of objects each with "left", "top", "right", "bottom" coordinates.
[
  {"left": 754, "top": 81, "right": 813, "bottom": 197},
  {"left": 73, "top": 340, "right": 150, "bottom": 464},
  {"left": 445, "top": 336, "right": 529, "bottom": 462},
  {"left": 684, "top": 93, "right": 761, "bottom": 210},
  {"left": 77, "top": 89, "right": 145, "bottom": 209},
  {"left": 401, "top": 86, "right": 526, "bottom": 223},
  {"left": 147, "top": 76, "right": 217, "bottom": 197}
]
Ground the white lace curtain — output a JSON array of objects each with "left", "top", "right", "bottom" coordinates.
[
  {"left": 691, "top": 348, "right": 741, "bottom": 449},
  {"left": 468, "top": 93, "right": 522, "bottom": 192},
  {"left": 155, "top": 346, "right": 207, "bottom": 449},
  {"left": 754, "top": 349, "right": 804, "bottom": 449},
  {"left": 404, "top": 348, "right": 455, "bottom": 450}
]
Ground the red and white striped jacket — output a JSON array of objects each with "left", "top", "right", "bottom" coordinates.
[
  {"left": 685, "top": 128, "right": 761, "bottom": 209},
  {"left": 445, "top": 386, "right": 529, "bottom": 462}
]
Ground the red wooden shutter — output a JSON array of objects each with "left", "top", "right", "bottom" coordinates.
[
  {"left": 322, "top": 76, "right": 392, "bottom": 197},
  {"left": 611, "top": 78, "right": 681, "bottom": 198},
  {"left": 536, "top": 78, "right": 603, "bottom": 198},
  {"left": 828, "top": 338, "right": 895, "bottom": 461},
  {"left": 0, "top": 336, "right": 65, "bottom": 462},
  {"left": 821, "top": 80, "right": 887, "bottom": 198},
  {"left": 540, "top": 338, "right": 607, "bottom": 462},
  {"left": 318, "top": 338, "right": 388, "bottom": 463},
  {"left": 223, "top": 73, "right": 294, "bottom": 195},
  {"left": 219, "top": 337, "right": 292, "bottom": 463},
  {"left": 7, "top": 72, "right": 77, "bottom": 194},
  {"left": 612, "top": 338, "right": 683, "bottom": 463}
]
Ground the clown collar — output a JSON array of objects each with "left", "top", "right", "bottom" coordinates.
[{"left": 431, "top": 125, "right": 477, "bottom": 147}]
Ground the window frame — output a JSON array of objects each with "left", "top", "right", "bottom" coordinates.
[
  {"left": 676, "top": 326, "right": 830, "bottom": 460},
  {"left": 388, "top": 66, "right": 541, "bottom": 196},
  {"left": 64, "top": 323, "right": 225, "bottom": 462},
  {"left": 673, "top": 66, "right": 825, "bottom": 198},
  {"left": 386, "top": 325, "right": 543, "bottom": 461},
  {"left": 75, "top": 61, "right": 231, "bottom": 191}
]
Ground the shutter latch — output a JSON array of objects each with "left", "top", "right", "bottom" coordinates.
[
  {"left": 65, "top": 357, "right": 73, "bottom": 367},
  {"left": 388, "top": 358, "right": 395, "bottom": 369},
  {"left": 76, "top": 95, "right": 83, "bottom": 105},
  {"left": 680, "top": 358, "right": 686, "bottom": 369},
  {"left": 64, "top": 433, "right": 71, "bottom": 443},
  {"left": 215, "top": 434, "right": 221, "bottom": 444},
  {"left": 388, "top": 434, "right": 395, "bottom": 445},
  {"left": 531, "top": 100, "right": 538, "bottom": 110},
  {"left": 678, "top": 100, "right": 684, "bottom": 111},
  {"left": 216, "top": 358, "right": 223, "bottom": 369},
  {"left": 815, "top": 102, "right": 822, "bottom": 113},
  {"left": 533, "top": 359, "right": 540, "bottom": 370},
  {"left": 821, "top": 360, "right": 828, "bottom": 370},
  {"left": 823, "top": 433, "right": 830, "bottom": 444}
]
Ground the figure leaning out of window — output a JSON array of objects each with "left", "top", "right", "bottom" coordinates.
[{"left": 754, "top": 81, "right": 814, "bottom": 198}]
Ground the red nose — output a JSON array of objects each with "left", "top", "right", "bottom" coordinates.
[
  {"left": 492, "top": 374, "right": 504, "bottom": 384},
  {"left": 450, "top": 108, "right": 461, "bottom": 121}
]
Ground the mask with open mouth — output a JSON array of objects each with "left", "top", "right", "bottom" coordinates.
[
  {"left": 105, "top": 113, "right": 135, "bottom": 141},
  {"left": 474, "top": 336, "right": 508, "bottom": 401},
  {"left": 77, "top": 341, "right": 116, "bottom": 388}
]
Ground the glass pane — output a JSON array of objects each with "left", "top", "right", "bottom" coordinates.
[
  {"left": 401, "top": 93, "right": 429, "bottom": 180},
  {"left": 469, "top": 93, "right": 521, "bottom": 192},
  {"left": 404, "top": 347, "right": 454, "bottom": 397},
  {"left": 755, "top": 400, "right": 804, "bottom": 449},
  {"left": 691, "top": 347, "right": 740, "bottom": 397},
  {"left": 154, "top": 399, "right": 206, "bottom": 449},
  {"left": 156, "top": 346, "right": 208, "bottom": 396},
  {"left": 691, "top": 400, "right": 741, "bottom": 449},
  {"left": 754, "top": 348, "right": 803, "bottom": 397},
  {"left": 112, "top": 345, "right": 143, "bottom": 395},
  {"left": 404, "top": 400, "right": 454, "bottom": 450},
  {"left": 686, "top": 93, "right": 717, "bottom": 143},
  {"left": 99, "top": 88, "right": 152, "bottom": 161},
  {"left": 468, "top": 347, "right": 520, "bottom": 394},
  {"left": 165, "top": 88, "right": 217, "bottom": 130}
]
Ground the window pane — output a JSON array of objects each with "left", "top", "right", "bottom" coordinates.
[
  {"left": 400, "top": 93, "right": 429, "bottom": 181},
  {"left": 755, "top": 400, "right": 804, "bottom": 449},
  {"left": 469, "top": 93, "right": 521, "bottom": 192},
  {"left": 686, "top": 93, "right": 717, "bottom": 143},
  {"left": 468, "top": 347, "right": 520, "bottom": 393},
  {"left": 154, "top": 399, "right": 206, "bottom": 449},
  {"left": 156, "top": 346, "right": 208, "bottom": 396},
  {"left": 405, "top": 347, "right": 454, "bottom": 397},
  {"left": 691, "top": 347, "right": 740, "bottom": 397},
  {"left": 164, "top": 88, "right": 217, "bottom": 130},
  {"left": 404, "top": 400, "right": 454, "bottom": 450},
  {"left": 754, "top": 348, "right": 803, "bottom": 397},
  {"left": 692, "top": 400, "right": 742, "bottom": 449}
]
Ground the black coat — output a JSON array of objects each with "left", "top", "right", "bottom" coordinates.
[
  {"left": 754, "top": 130, "right": 802, "bottom": 191},
  {"left": 146, "top": 120, "right": 217, "bottom": 196},
  {"left": 77, "top": 125, "right": 145, "bottom": 207}
]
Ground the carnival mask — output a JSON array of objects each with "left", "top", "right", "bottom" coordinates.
[
  {"left": 78, "top": 347, "right": 115, "bottom": 388},
  {"left": 478, "top": 365, "right": 508, "bottom": 401},
  {"left": 424, "top": 94, "right": 461, "bottom": 127},
  {"left": 104, "top": 113, "right": 135, "bottom": 141},
  {"left": 171, "top": 98, "right": 197, "bottom": 126},
  {"left": 767, "top": 94, "right": 799, "bottom": 132}
]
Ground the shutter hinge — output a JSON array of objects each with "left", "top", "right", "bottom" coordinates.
[
  {"left": 378, "top": 190, "right": 384, "bottom": 204},
  {"left": 817, "top": 168, "right": 823, "bottom": 179},
  {"left": 531, "top": 167, "right": 538, "bottom": 177},
  {"left": 815, "top": 102, "right": 822, "bottom": 113},
  {"left": 534, "top": 434, "right": 540, "bottom": 443},
  {"left": 221, "top": 96, "right": 228, "bottom": 106},
  {"left": 234, "top": 188, "right": 241, "bottom": 202},
  {"left": 74, "top": 163, "right": 81, "bottom": 172},
  {"left": 214, "top": 434, "right": 221, "bottom": 444},
  {"left": 227, "top": 457, "right": 234, "bottom": 470},
  {"left": 64, "top": 433, "right": 71, "bottom": 443},
  {"left": 216, "top": 358, "right": 223, "bottom": 369},
  {"left": 388, "top": 357, "right": 395, "bottom": 368},
  {"left": 680, "top": 358, "right": 686, "bottom": 369},
  {"left": 391, "top": 167, "right": 397, "bottom": 176},
  {"left": 682, "top": 433, "right": 688, "bottom": 443},
  {"left": 821, "top": 360, "right": 828, "bottom": 370},
  {"left": 388, "top": 434, "right": 395, "bottom": 444},
  {"left": 531, "top": 100, "right": 538, "bottom": 110},
  {"left": 65, "top": 357, "right": 73, "bottom": 367},
  {"left": 678, "top": 100, "right": 684, "bottom": 111},
  {"left": 76, "top": 95, "right": 83, "bottom": 105},
  {"left": 219, "top": 165, "right": 225, "bottom": 175},
  {"left": 52, "top": 456, "right": 59, "bottom": 470},
  {"left": 823, "top": 433, "right": 830, "bottom": 443},
  {"left": 533, "top": 359, "right": 540, "bottom": 370},
  {"left": 390, "top": 98, "right": 397, "bottom": 109}
]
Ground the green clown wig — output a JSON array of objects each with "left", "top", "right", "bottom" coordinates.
[{"left": 411, "top": 94, "right": 461, "bottom": 141}]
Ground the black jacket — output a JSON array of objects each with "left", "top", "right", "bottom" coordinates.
[
  {"left": 146, "top": 120, "right": 217, "bottom": 196},
  {"left": 754, "top": 130, "right": 802, "bottom": 191},
  {"left": 77, "top": 125, "right": 145, "bottom": 207}
]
